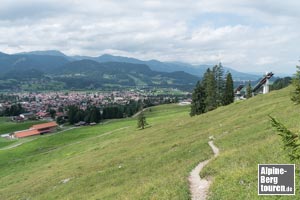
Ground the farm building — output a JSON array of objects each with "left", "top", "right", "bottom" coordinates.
[{"left": 14, "top": 121, "right": 58, "bottom": 138}]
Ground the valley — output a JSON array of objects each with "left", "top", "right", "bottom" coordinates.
[{"left": 0, "top": 87, "right": 297, "bottom": 199}]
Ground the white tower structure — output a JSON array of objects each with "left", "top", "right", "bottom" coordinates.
[{"left": 263, "top": 72, "right": 270, "bottom": 94}]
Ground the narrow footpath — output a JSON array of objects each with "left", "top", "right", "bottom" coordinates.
[
  {"left": 132, "top": 108, "right": 148, "bottom": 118},
  {"left": 189, "top": 140, "right": 219, "bottom": 200}
]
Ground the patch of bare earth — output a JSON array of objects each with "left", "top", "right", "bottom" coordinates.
[{"left": 189, "top": 140, "right": 219, "bottom": 200}]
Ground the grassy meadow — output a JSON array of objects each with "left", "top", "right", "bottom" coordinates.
[
  {"left": 0, "top": 137, "right": 15, "bottom": 149},
  {"left": 0, "top": 105, "right": 213, "bottom": 200},
  {"left": 0, "top": 117, "right": 44, "bottom": 135},
  {"left": 201, "top": 86, "right": 299, "bottom": 200},
  {"left": 0, "top": 86, "right": 299, "bottom": 199},
  {"left": 0, "top": 118, "right": 45, "bottom": 148}
]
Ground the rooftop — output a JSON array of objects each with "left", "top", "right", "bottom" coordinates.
[
  {"left": 14, "top": 129, "right": 40, "bottom": 138},
  {"left": 31, "top": 121, "right": 58, "bottom": 130}
]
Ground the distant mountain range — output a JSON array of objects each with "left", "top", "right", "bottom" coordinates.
[
  {"left": 75, "top": 54, "right": 260, "bottom": 81},
  {"left": 17, "top": 50, "right": 68, "bottom": 58},
  {"left": 52, "top": 59, "right": 199, "bottom": 89},
  {"left": 0, "top": 50, "right": 262, "bottom": 91},
  {"left": 13, "top": 50, "right": 260, "bottom": 80},
  {"left": 0, "top": 51, "right": 69, "bottom": 73}
]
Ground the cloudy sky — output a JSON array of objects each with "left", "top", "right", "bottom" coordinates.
[{"left": 0, "top": 0, "right": 299, "bottom": 74}]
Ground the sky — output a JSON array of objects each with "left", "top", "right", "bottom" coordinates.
[{"left": 0, "top": 0, "right": 299, "bottom": 74}]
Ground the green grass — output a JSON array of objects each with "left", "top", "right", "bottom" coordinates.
[
  {"left": 0, "top": 87, "right": 299, "bottom": 199},
  {"left": 0, "top": 118, "right": 45, "bottom": 148},
  {"left": 0, "top": 137, "right": 15, "bottom": 148},
  {"left": 0, "top": 117, "right": 44, "bottom": 135},
  {"left": 200, "top": 86, "right": 299, "bottom": 199},
  {"left": 0, "top": 105, "right": 212, "bottom": 199}
]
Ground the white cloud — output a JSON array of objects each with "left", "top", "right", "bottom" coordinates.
[{"left": 0, "top": 0, "right": 299, "bottom": 74}]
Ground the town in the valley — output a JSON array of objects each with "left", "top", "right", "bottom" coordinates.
[{"left": 0, "top": 90, "right": 191, "bottom": 122}]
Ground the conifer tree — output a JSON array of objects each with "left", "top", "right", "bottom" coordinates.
[
  {"left": 67, "top": 105, "right": 79, "bottom": 124},
  {"left": 75, "top": 110, "right": 84, "bottom": 122},
  {"left": 223, "top": 72, "right": 234, "bottom": 105},
  {"left": 190, "top": 81, "right": 206, "bottom": 116},
  {"left": 291, "top": 65, "right": 300, "bottom": 104},
  {"left": 270, "top": 66, "right": 300, "bottom": 162},
  {"left": 213, "top": 63, "right": 225, "bottom": 106},
  {"left": 90, "top": 106, "right": 101, "bottom": 123},
  {"left": 137, "top": 111, "right": 147, "bottom": 129},
  {"left": 246, "top": 81, "right": 252, "bottom": 99},
  {"left": 269, "top": 115, "right": 300, "bottom": 161},
  {"left": 190, "top": 64, "right": 233, "bottom": 116},
  {"left": 203, "top": 68, "right": 217, "bottom": 111}
]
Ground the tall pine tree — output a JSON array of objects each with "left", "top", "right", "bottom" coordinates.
[
  {"left": 137, "top": 111, "right": 148, "bottom": 129},
  {"left": 246, "top": 81, "right": 253, "bottom": 99},
  {"left": 213, "top": 63, "right": 225, "bottom": 106},
  {"left": 67, "top": 105, "right": 79, "bottom": 124},
  {"left": 223, "top": 72, "right": 234, "bottom": 105},
  {"left": 190, "top": 64, "right": 234, "bottom": 116},
  {"left": 291, "top": 65, "right": 300, "bottom": 104},
  {"left": 203, "top": 68, "right": 217, "bottom": 111},
  {"left": 90, "top": 106, "right": 101, "bottom": 123},
  {"left": 190, "top": 81, "right": 206, "bottom": 116}
]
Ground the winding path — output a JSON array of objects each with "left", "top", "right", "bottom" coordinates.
[
  {"left": 189, "top": 141, "right": 219, "bottom": 200},
  {"left": 132, "top": 108, "right": 148, "bottom": 118}
]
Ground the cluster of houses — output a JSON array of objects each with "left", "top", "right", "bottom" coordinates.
[
  {"left": 0, "top": 90, "right": 191, "bottom": 139},
  {"left": 0, "top": 91, "right": 149, "bottom": 123},
  {"left": 0, "top": 90, "right": 187, "bottom": 121},
  {"left": 0, "top": 91, "right": 146, "bottom": 118},
  {"left": 11, "top": 111, "right": 66, "bottom": 122}
]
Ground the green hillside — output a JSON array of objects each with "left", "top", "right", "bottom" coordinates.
[
  {"left": 0, "top": 87, "right": 298, "bottom": 199},
  {"left": 201, "top": 86, "right": 299, "bottom": 200},
  {"left": 0, "top": 118, "right": 44, "bottom": 135},
  {"left": 0, "top": 118, "right": 44, "bottom": 148}
]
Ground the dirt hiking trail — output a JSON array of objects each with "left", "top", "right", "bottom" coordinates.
[{"left": 189, "top": 140, "right": 219, "bottom": 200}]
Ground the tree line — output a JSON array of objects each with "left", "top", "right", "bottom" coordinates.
[
  {"left": 270, "top": 77, "right": 292, "bottom": 91},
  {"left": 190, "top": 63, "right": 234, "bottom": 116},
  {"left": 65, "top": 100, "right": 143, "bottom": 125},
  {"left": 66, "top": 105, "right": 102, "bottom": 125},
  {"left": 1, "top": 103, "right": 26, "bottom": 116}
]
